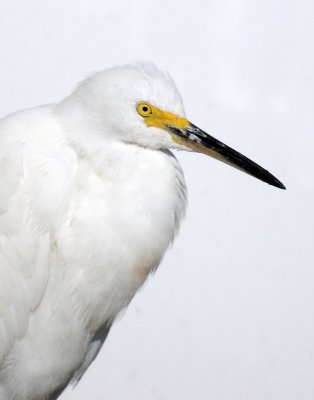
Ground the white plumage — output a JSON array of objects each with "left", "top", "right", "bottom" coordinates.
[{"left": 0, "top": 62, "right": 284, "bottom": 399}]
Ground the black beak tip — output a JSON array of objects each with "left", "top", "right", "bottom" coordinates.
[
  {"left": 269, "top": 177, "right": 286, "bottom": 190},
  {"left": 276, "top": 181, "right": 286, "bottom": 190}
]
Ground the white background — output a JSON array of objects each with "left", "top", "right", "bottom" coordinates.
[{"left": 0, "top": 1, "right": 313, "bottom": 399}]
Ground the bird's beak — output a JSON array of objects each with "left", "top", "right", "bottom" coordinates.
[{"left": 163, "top": 114, "right": 285, "bottom": 189}]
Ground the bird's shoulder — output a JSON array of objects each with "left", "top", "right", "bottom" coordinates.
[{"left": 0, "top": 105, "right": 77, "bottom": 220}]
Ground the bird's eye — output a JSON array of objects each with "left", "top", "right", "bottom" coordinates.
[{"left": 136, "top": 102, "right": 153, "bottom": 117}]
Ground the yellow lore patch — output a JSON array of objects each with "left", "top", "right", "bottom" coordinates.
[{"left": 136, "top": 101, "right": 189, "bottom": 131}]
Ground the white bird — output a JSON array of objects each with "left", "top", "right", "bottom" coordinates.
[{"left": 0, "top": 62, "right": 285, "bottom": 399}]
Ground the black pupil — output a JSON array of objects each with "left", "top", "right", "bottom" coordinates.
[{"left": 142, "top": 106, "right": 149, "bottom": 112}]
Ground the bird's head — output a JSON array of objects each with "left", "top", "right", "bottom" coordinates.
[{"left": 58, "top": 62, "right": 285, "bottom": 189}]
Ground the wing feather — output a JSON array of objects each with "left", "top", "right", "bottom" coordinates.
[{"left": 0, "top": 108, "right": 76, "bottom": 366}]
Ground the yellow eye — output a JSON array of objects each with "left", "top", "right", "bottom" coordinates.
[{"left": 136, "top": 102, "right": 153, "bottom": 117}]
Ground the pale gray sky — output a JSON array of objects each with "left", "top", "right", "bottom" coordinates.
[{"left": 0, "top": 1, "right": 313, "bottom": 399}]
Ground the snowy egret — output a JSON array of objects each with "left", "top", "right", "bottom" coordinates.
[{"left": 0, "top": 62, "right": 285, "bottom": 399}]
